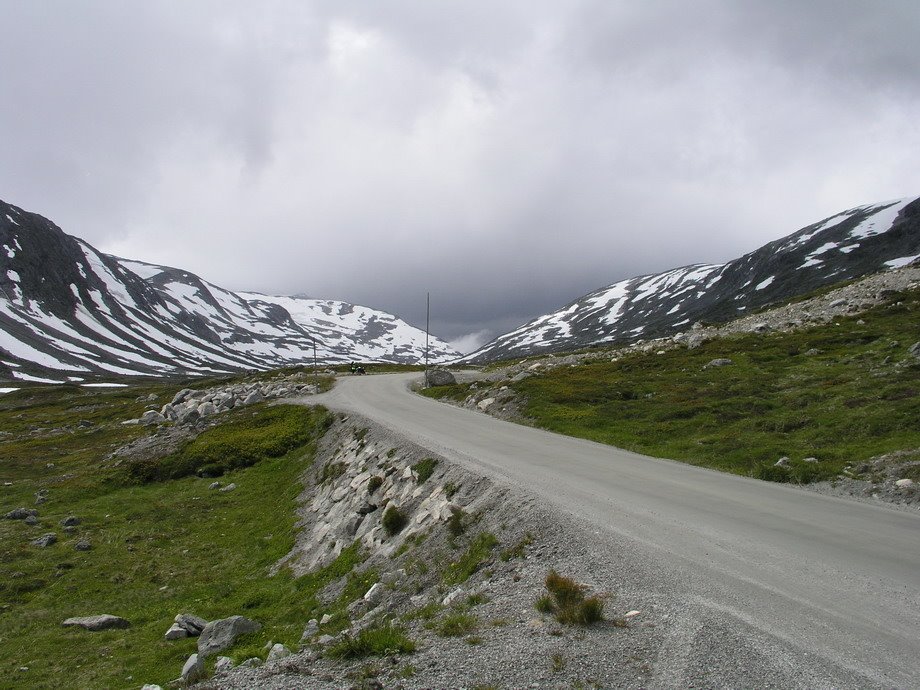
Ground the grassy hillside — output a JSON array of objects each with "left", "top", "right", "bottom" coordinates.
[
  {"left": 429, "top": 286, "right": 920, "bottom": 483},
  {"left": 0, "top": 380, "right": 352, "bottom": 689}
]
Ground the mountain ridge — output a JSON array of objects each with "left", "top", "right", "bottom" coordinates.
[
  {"left": 463, "top": 196, "right": 920, "bottom": 363},
  {"left": 0, "top": 199, "right": 458, "bottom": 382}
]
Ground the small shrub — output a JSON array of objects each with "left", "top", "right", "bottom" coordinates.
[
  {"left": 500, "top": 532, "right": 534, "bottom": 561},
  {"left": 320, "top": 461, "right": 346, "bottom": 484},
  {"left": 326, "top": 623, "right": 416, "bottom": 659},
  {"left": 443, "top": 481, "right": 459, "bottom": 499},
  {"left": 367, "top": 475, "right": 384, "bottom": 493},
  {"left": 447, "top": 506, "right": 465, "bottom": 540},
  {"left": 537, "top": 570, "right": 605, "bottom": 626},
  {"left": 551, "top": 652, "right": 566, "bottom": 672},
  {"left": 412, "top": 457, "right": 438, "bottom": 484},
  {"left": 382, "top": 505, "right": 408, "bottom": 536}
]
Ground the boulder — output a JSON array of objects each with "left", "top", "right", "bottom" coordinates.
[
  {"left": 477, "top": 397, "right": 495, "bottom": 411},
  {"left": 300, "top": 619, "right": 319, "bottom": 642},
  {"left": 215, "top": 656, "right": 234, "bottom": 673},
  {"left": 908, "top": 342, "right": 920, "bottom": 360},
  {"left": 60, "top": 515, "right": 80, "bottom": 527},
  {"left": 363, "top": 582, "right": 385, "bottom": 607},
  {"left": 181, "top": 653, "right": 205, "bottom": 684},
  {"left": 803, "top": 457, "right": 819, "bottom": 464},
  {"left": 31, "top": 533, "right": 57, "bottom": 548},
  {"left": 426, "top": 368, "right": 456, "bottom": 387},
  {"left": 140, "top": 410, "right": 166, "bottom": 426},
  {"left": 218, "top": 483, "right": 237, "bottom": 493},
  {"left": 197, "top": 402, "right": 218, "bottom": 417},
  {"left": 171, "top": 388, "right": 195, "bottom": 405},
  {"left": 704, "top": 358, "right": 733, "bottom": 368},
  {"left": 5, "top": 507, "right": 37, "bottom": 520},
  {"left": 62, "top": 614, "right": 130, "bottom": 631},
  {"left": 243, "top": 391, "right": 263, "bottom": 406},
  {"left": 175, "top": 404, "right": 200, "bottom": 426},
  {"left": 24, "top": 515, "right": 38, "bottom": 526},
  {"left": 74, "top": 540, "right": 91, "bottom": 551},
  {"left": 442, "top": 587, "right": 465, "bottom": 606},
  {"left": 895, "top": 478, "right": 914, "bottom": 488},
  {"left": 774, "top": 457, "right": 790, "bottom": 467},
  {"left": 197, "top": 615, "right": 261, "bottom": 657}
]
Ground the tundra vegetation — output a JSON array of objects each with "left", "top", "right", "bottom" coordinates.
[
  {"left": 426, "top": 286, "right": 920, "bottom": 483},
  {"left": 0, "top": 371, "right": 357, "bottom": 689}
]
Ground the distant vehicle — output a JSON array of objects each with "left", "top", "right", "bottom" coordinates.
[{"left": 349, "top": 363, "right": 367, "bottom": 375}]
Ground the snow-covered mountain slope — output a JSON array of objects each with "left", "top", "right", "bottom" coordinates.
[
  {"left": 464, "top": 196, "right": 920, "bottom": 363},
  {"left": 0, "top": 199, "right": 458, "bottom": 382}
]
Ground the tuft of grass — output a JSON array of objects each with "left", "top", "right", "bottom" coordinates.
[
  {"left": 382, "top": 504, "right": 408, "bottom": 536},
  {"left": 500, "top": 532, "right": 534, "bottom": 561},
  {"left": 442, "top": 532, "right": 498, "bottom": 586},
  {"left": 551, "top": 652, "right": 566, "bottom": 672},
  {"left": 326, "top": 622, "right": 416, "bottom": 659},
  {"left": 367, "top": 475, "right": 384, "bottom": 494},
  {"left": 412, "top": 457, "right": 438, "bottom": 484},
  {"left": 537, "top": 570, "right": 605, "bottom": 626},
  {"left": 436, "top": 612, "right": 479, "bottom": 637},
  {"left": 443, "top": 481, "right": 460, "bottom": 499},
  {"left": 447, "top": 506, "right": 466, "bottom": 540}
]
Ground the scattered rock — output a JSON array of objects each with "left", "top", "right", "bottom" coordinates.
[
  {"left": 441, "top": 587, "right": 465, "bottom": 606},
  {"left": 164, "top": 623, "right": 188, "bottom": 641},
  {"left": 215, "top": 656, "right": 234, "bottom": 673},
  {"left": 209, "top": 481, "right": 221, "bottom": 490},
  {"left": 175, "top": 613, "right": 208, "bottom": 636},
  {"left": 774, "top": 457, "right": 790, "bottom": 467},
  {"left": 704, "top": 358, "right": 733, "bottom": 368},
  {"left": 141, "top": 685, "right": 162, "bottom": 690},
  {"left": 62, "top": 614, "right": 130, "bottom": 631},
  {"left": 60, "top": 515, "right": 80, "bottom": 527},
  {"left": 181, "top": 653, "right": 205, "bottom": 684},
  {"left": 803, "top": 457, "right": 819, "bottom": 464},
  {"left": 243, "top": 391, "right": 263, "bottom": 406},
  {"left": 316, "top": 634, "right": 335, "bottom": 645},
  {"left": 140, "top": 410, "right": 166, "bottom": 426},
  {"left": 363, "top": 582, "right": 385, "bottom": 606},
  {"left": 74, "top": 540, "right": 91, "bottom": 551},
  {"left": 267, "top": 643, "right": 291, "bottom": 661},
  {"left": 5, "top": 507, "right": 37, "bottom": 520},
  {"left": 24, "top": 515, "right": 38, "bottom": 526},
  {"left": 895, "top": 478, "right": 914, "bottom": 488},
  {"left": 829, "top": 298, "right": 848, "bottom": 308},
  {"left": 908, "top": 342, "right": 920, "bottom": 360},
  {"left": 477, "top": 397, "right": 496, "bottom": 411},
  {"left": 239, "top": 657, "right": 263, "bottom": 668},
  {"left": 198, "top": 615, "right": 261, "bottom": 657},
  {"left": 219, "top": 483, "right": 237, "bottom": 493},
  {"left": 31, "top": 533, "right": 57, "bottom": 548},
  {"left": 300, "top": 619, "right": 319, "bottom": 641},
  {"left": 624, "top": 610, "right": 642, "bottom": 618},
  {"left": 320, "top": 613, "right": 332, "bottom": 625}
]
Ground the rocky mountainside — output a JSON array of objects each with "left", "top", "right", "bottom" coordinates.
[
  {"left": 463, "top": 196, "right": 920, "bottom": 363},
  {"left": 0, "top": 199, "right": 458, "bottom": 381}
]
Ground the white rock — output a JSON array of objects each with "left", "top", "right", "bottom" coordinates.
[
  {"left": 477, "top": 397, "right": 495, "bottom": 411},
  {"left": 364, "top": 582, "right": 385, "bottom": 606},
  {"left": 164, "top": 623, "right": 188, "bottom": 640},
  {"left": 895, "top": 478, "right": 914, "bottom": 488},
  {"left": 624, "top": 610, "right": 642, "bottom": 618},
  {"left": 320, "top": 613, "right": 332, "bottom": 625},
  {"left": 218, "top": 483, "right": 237, "bottom": 493},
  {"left": 442, "top": 587, "right": 465, "bottom": 606},
  {"left": 267, "top": 643, "right": 291, "bottom": 661}
]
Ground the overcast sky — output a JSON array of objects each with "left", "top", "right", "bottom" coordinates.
[{"left": 2, "top": 1, "right": 919, "bottom": 352}]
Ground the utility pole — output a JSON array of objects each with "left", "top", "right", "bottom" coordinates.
[
  {"left": 312, "top": 336, "right": 317, "bottom": 385},
  {"left": 425, "top": 292, "right": 431, "bottom": 388}
]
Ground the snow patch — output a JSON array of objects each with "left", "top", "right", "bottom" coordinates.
[
  {"left": 755, "top": 276, "right": 775, "bottom": 290},
  {"left": 885, "top": 254, "right": 920, "bottom": 269},
  {"left": 11, "top": 372, "right": 64, "bottom": 383},
  {"left": 0, "top": 387, "right": 20, "bottom": 394},
  {"left": 81, "top": 382, "right": 129, "bottom": 388},
  {"left": 5, "top": 213, "right": 19, "bottom": 226}
]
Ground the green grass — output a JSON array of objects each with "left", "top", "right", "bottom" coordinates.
[
  {"left": 435, "top": 612, "right": 478, "bottom": 637},
  {"left": 0, "top": 384, "right": 360, "bottom": 689},
  {"left": 507, "top": 288, "right": 920, "bottom": 482},
  {"left": 442, "top": 532, "right": 498, "bottom": 586},
  {"left": 537, "top": 570, "right": 604, "bottom": 626},
  {"left": 326, "top": 622, "right": 416, "bottom": 659}
]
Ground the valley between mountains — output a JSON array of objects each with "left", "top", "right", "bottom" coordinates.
[{"left": 0, "top": 194, "right": 918, "bottom": 689}]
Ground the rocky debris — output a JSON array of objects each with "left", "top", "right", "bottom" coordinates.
[
  {"left": 74, "top": 540, "right": 91, "bottom": 551},
  {"left": 300, "top": 619, "right": 319, "bottom": 642},
  {"left": 175, "top": 613, "right": 208, "bottom": 636},
  {"left": 804, "top": 449, "right": 920, "bottom": 508},
  {"left": 198, "top": 615, "right": 261, "bottom": 657},
  {"left": 31, "top": 533, "right": 57, "bottom": 547},
  {"left": 126, "top": 376, "right": 320, "bottom": 427},
  {"left": 441, "top": 587, "right": 465, "bottom": 606},
  {"left": 426, "top": 368, "right": 457, "bottom": 386},
  {"left": 181, "top": 653, "right": 205, "bottom": 684},
  {"left": 60, "top": 515, "right": 80, "bottom": 527},
  {"left": 5, "top": 507, "right": 37, "bottom": 520},
  {"left": 704, "top": 358, "right": 733, "bottom": 368},
  {"left": 62, "top": 614, "right": 130, "bottom": 631}
]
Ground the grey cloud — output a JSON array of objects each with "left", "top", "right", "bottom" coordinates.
[{"left": 2, "top": 2, "right": 919, "bottom": 346}]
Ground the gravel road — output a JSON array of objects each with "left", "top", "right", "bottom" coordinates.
[{"left": 312, "top": 373, "right": 920, "bottom": 689}]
